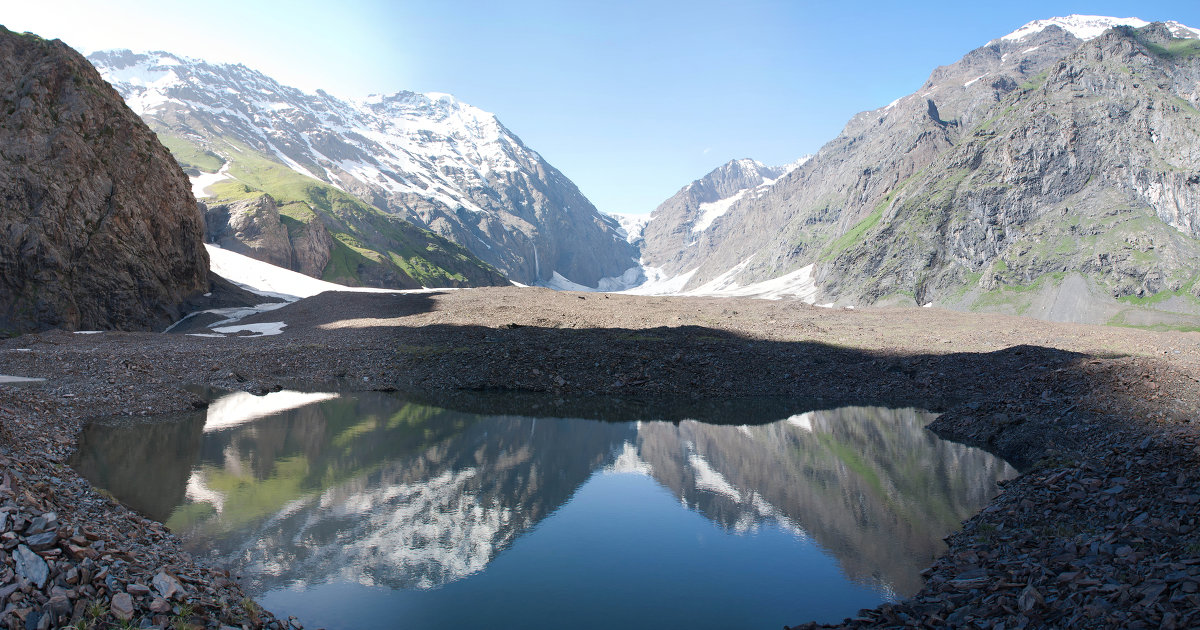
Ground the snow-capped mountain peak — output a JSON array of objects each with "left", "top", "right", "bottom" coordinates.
[
  {"left": 1165, "top": 21, "right": 1200, "bottom": 39},
  {"left": 688, "top": 155, "right": 811, "bottom": 233},
  {"left": 999, "top": 15, "right": 1168, "bottom": 43},
  {"left": 354, "top": 90, "right": 510, "bottom": 148}
]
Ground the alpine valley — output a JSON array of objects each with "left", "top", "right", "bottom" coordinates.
[
  {"left": 86, "top": 16, "right": 1200, "bottom": 329},
  {"left": 9, "top": 12, "right": 1200, "bottom": 630}
]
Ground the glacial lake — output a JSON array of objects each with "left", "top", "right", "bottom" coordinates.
[{"left": 72, "top": 391, "right": 1016, "bottom": 629}]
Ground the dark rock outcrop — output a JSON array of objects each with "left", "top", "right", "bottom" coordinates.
[
  {"left": 204, "top": 195, "right": 294, "bottom": 268},
  {"left": 287, "top": 213, "right": 333, "bottom": 278},
  {"left": 0, "top": 27, "right": 208, "bottom": 335}
]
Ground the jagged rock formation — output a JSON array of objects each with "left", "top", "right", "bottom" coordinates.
[
  {"left": 0, "top": 28, "right": 208, "bottom": 335},
  {"left": 639, "top": 17, "right": 1200, "bottom": 326},
  {"left": 86, "top": 51, "right": 637, "bottom": 287},
  {"left": 203, "top": 194, "right": 335, "bottom": 279},
  {"left": 822, "top": 21, "right": 1200, "bottom": 325},
  {"left": 286, "top": 208, "right": 335, "bottom": 278}
]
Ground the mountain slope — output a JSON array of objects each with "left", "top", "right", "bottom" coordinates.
[
  {"left": 0, "top": 28, "right": 208, "bottom": 334},
  {"left": 87, "top": 51, "right": 637, "bottom": 288},
  {"left": 638, "top": 16, "right": 1200, "bottom": 327},
  {"left": 826, "top": 22, "right": 1200, "bottom": 324}
]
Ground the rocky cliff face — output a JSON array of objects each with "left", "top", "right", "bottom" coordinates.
[
  {"left": 287, "top": 212, "right": 333, "bottom": 278},
  {"left": 642, "top": 23, "right": 1089, "bottom": 291},
  {"left": 204, "top": 194, "right": 334, "bottom": 278},
  {"left": 87, "top": 51, "right": 637, "bottom": 288},
  {"left": 0, "top": 28, "right": 208, "bottom": 335},
  {"left": 638, "top": 17, "right": 1200, "bottom": 326}
]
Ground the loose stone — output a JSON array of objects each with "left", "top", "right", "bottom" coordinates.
[
  {"left": 110, "top": 592, "right": 135, "bottom": 621},
  {"left": 24, "top": 530, "right": 57, "bottom": 551},
  {"left": 13, "top": 544, "right": 48, "bottom": 589},
  {"left": 152, "top": 570, "right": 185, "bottom": 600}
]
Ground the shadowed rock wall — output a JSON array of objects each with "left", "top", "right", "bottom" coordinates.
[{"left": 0, "top": 28, "right": 208, "bottom": 334}]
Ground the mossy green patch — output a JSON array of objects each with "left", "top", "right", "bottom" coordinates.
[
  {"left": 1170, "top": 95, "right": 1200, "bottom": 116},
  {"left": 1117, "top": 276, "right": 1200, "bottom": 306},
  {"left": 822, "top": 208, "right": 883, "bottom": 260},
  {"left": 1019, "top": 69, "right": 1050, "bottom": 92},
  {"left": 970, "top": 272, "right": 1065, "bottom": 315},
  {"left": 322, "top": 238, "right": 373, "bottom": 285},
  {"left": 945, "top": 272, "right": 983, "bottom": 302},
  {"left": 819, "top": 171, "right": 928, "bottom": 261},
  {"left": 972, "top": 104, "right": 1016, "bottom": 135},
  {"left": 1141, "top": 37, "right": 1200, "bottom": 60},
  {"left": 277, "top": 201, "right": 317, "bottom": 224},
  {"left": 1107, "top": 310, "right": 1200, "bottom": 333}
]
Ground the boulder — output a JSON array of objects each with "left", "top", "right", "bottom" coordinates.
[{"left": 0, "top": 27, "right": 209, "bottom": 335}]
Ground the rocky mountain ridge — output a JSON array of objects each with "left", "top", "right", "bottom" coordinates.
[
  {"left": 635, "top": 16, "right": 1200, "bottom": 327},
  {"left": 87, "top": 51, "right": 637, "bottom": 288},
  {"left": 0, "top": 28, "right": 209, "bottom": 335}
]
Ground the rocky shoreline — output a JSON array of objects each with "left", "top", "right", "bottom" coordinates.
[{"left": 1, "top": 287, "right": 1198, "bottom": 628}]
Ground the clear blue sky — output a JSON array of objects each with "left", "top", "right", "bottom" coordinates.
[{"left": 5, "top": 1, "right": 1200, "bottom": 215}]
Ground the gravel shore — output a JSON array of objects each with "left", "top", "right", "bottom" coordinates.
[{"left": 2, "top": 287, "right": 1199, "bottom": 628}]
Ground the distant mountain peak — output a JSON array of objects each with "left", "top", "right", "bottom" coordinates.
[{"left": 729, "top": 157, "right": 765, "bottom": 170}]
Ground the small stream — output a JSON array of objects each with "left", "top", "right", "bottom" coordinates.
[{"left": 72, "top": 391, "right": 1016, "bottom": 630}]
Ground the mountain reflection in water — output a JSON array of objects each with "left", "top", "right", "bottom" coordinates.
[{"left": 72, "top": 391, "right": 1015, "bottom": 627}]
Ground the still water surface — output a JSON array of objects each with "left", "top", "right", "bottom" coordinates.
[{"left": 72, "top": 391, "right": 1016, "bottom": 629}]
